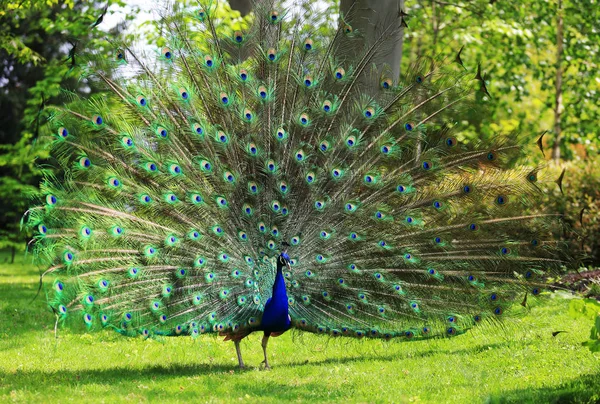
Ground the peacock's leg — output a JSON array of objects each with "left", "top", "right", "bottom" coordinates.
[
  {"left": 234, "top": 339, "right": 245, "bottom": 369},
  {"left": 261, "top": 333, "right": 271, "bottom": 369}
]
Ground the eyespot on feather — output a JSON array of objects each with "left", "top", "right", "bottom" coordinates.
[
  {"left": 219, "top": 92, "right": 230, "bottom": 105},
  {"left": 303, "top": 75, "right": 313, "bottom": 87},
  {"left": 486, "top": 150, "right": 497, "bottom": 161},
  {"left": 156, "top": 126, "right": 168, "bottom": 138},
  {"left": 269, "top": 10, "right": 280, "bottom": 23},
  {"left": 298, "top": 113, "right": 310, "bottom": 126},
  {"left": 92, "top": 115, "right": 103, "bottom": 126},
  {"left": 445, "top": 137, "right": 457, "bottom": 147},
  {"left": 381, "top": 78, "right": 393, "bottom": 89},
  {"left": 258, "top": 86, "right": 268, "bottom": 99},
  {"left": 78, "top": 157, "right": 91, "bottom": 169},
  {"left": 303, "top": 38, "right": 313, "bottom": 51},
  {"left": 233, "top": 30, "right": 244, "bottom": 43},
  {"left": 115, "top": 49, "right": 126, "bottom": 62},
  {"left": 161, "top": 47, "right": 173, "bottom": 60},
  {"left": 178, "top": 87, "right": 189, "bottom": 100}
]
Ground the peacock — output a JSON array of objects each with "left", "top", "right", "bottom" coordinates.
[{"left": 26, "top": 0, "right": 570, "bottom": 369}]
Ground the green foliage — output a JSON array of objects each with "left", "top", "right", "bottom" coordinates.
[
  {"left": 0, "top": 0, "right": 76, "bottom": 65},
  {"left": 401, "top": 0, "right": 600, "bottom": 269},
  {"left": 0, "top": 133, "right": 50, "bottom": 253},
  {"left": 0, "top": 0, "right": 134, "bottom": 258},
  {"left": 522, "top": 160, "right": 600, "bottom": 263},
  {"left": 404, "top": 0, "right": 600, "bottom": 159},
  {"left": 1, "top": 255, "right": 599, "bottom": 402},
  {"left": 569, "top": 298, "right": 600, "bottom": 353}
]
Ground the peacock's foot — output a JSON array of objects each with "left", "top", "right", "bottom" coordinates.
[{"left": 261, "top": 360, "right": 271, "bottom": 370}]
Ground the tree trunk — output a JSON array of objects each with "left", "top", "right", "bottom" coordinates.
[
  {"left": 229, "top": 1, "right": 406, "bottom": 84},
  {"left": 338, "top": 0, "right": 406, "bottom": 88},
  {"left": 228, "top": 0, "right": 253, "bottom": 17},
  {"left": 552, "top": 0, "right": 564, "bottom": 162}
]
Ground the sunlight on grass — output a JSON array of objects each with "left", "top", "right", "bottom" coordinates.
[{"left": 1, "top": 254, "right": 599, "bottom": 403}]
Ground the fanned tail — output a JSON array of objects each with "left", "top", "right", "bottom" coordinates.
[{"left": 28, "top": 0, "right": 571, "bottom": 342}]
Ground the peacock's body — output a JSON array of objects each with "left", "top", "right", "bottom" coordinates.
[{"left": 28, "top": 0, "right": 567, "bottom": 368}]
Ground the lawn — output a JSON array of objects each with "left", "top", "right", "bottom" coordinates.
[{"left": 1, "top": 253, "right": 599, "bottom": 403}]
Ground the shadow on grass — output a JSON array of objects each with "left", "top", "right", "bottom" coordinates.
[
  {"left": 285, "top": 340, "right": 521, "bottom": 367},
  {"left": 0, "top": 363, "right": 352, "bottom": 401},
  {"left": 0, "top": 272, "right": 29, "bottom": 278},
  {"left": 0, "top": 341, "right": 518, "bottom": 384},
  {"left": 487, "top": 371, "right": 600, "bottom": 404},
  {"left": 0, "top": 363, "right": 346, "bottom": 400}
]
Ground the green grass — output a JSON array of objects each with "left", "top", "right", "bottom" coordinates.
[{"left": 1, "top": 254, "right": 599, "bottom": 403}]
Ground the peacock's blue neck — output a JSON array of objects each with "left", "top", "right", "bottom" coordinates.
[
  {"left": 260, "top": 253, "right": 291, "bottom": 332},
  {"left": 272, "top": 262, "right": 287, "bottom": 300}
]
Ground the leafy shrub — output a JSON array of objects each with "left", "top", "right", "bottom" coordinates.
[
  {"left": 569, "top": 298, "right": 600, "bottom": 353},
  {"left": 528, "top": 160, "right": 600, "bottom": 267}
]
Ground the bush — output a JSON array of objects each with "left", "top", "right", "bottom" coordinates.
[{"left": 534, "top": 160, "right": 600, "bottom": 267}]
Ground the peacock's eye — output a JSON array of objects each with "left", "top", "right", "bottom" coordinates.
[
  {"left": 162, "top": 47, "right": 172, "bottom": 60},
  {"left": 79, "top": 157, "right": 91, "bottom": 168},
  {"left": 46, "top": 195, "right": 57, "bottom": 205},
  {"left": 234, "top": 31, "right": 244, "bottom": 43}
]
